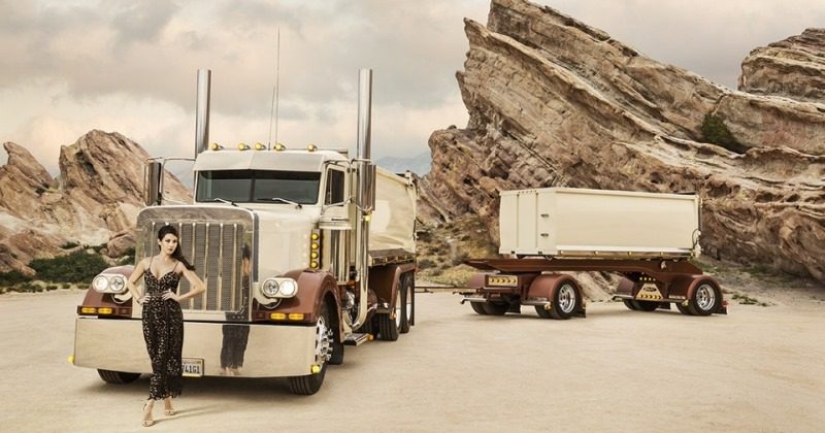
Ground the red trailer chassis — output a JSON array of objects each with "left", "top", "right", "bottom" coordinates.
[{"left": 460, "top": 258, "right": 727, "bottom": 319}]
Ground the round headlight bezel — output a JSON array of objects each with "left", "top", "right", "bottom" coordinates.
[
  {"left": 260, "top": 277, "right": 298, "bottom": 299},
  {"left": 262, "top": 278, "right": 280, "bottom": 298},
  {"left": 92, "top": 274, "right": 128, "bottom": 294},
  {"left": 109, "top": 275, "right": 126, "bottom": 293},
  {"left": 278, "top": 279, "right": 298, "bottom": 298},
  {"left": 92, "top": 275, "right": 109, "bottom": 292}
]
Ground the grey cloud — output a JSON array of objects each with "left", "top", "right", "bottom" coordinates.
[{"left": 109, "top": 0, "right": 180, "bottom": 49}]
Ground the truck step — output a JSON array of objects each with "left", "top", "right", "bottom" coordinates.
[{"left": 344, "top": 333, "right": 372, "bottom": 346}]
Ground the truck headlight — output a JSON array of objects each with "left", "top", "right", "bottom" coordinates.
[
  {"left": 261, "top": 277, "right": 299, "bottom": 299},
  {"left": 92, "top": 274, "right": 127, "bottom": 294}
]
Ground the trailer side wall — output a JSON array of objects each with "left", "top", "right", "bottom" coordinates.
[{"left": 499, "top": 188, "right": 700, "bottom": 258}]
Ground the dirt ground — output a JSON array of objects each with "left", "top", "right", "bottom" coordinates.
[{"left": 1, "top": 282, "right": 824, "bottom": 433}]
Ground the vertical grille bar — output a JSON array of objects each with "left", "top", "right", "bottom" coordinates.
[{"left": 139, "top": 218, "right": 246, "bottom": 316}]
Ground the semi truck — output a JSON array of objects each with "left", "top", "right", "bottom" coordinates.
[
  {"left": 460, "top": 187, "right": 727, "bottom": 318},
  {"left": 71, "top": 69, "right": 418, "bottom": 395}
]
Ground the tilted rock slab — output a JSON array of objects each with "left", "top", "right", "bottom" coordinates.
[
  {"left": 424, "top": 0, "right": 825, "bottom": 281},
  {"left": 740, "top": 28, "right": 825, "bottom": 103},
  {"left": 0, "top": 131, "right": 191, "bottom": 273}
]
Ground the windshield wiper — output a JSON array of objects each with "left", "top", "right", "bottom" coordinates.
[
  {"left": 255, "top": 197, "right": 303, "bottom": 209},
  {"left": 211, "top": 198, "right": 237, "bottom": 206}
]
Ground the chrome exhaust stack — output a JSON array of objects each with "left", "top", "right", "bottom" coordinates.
[
  {"left": 195, "top": 69, "right": 212, "bottom": 156},
  {"left": 352, "top": 68, "right": 376, "bottom": 329}
]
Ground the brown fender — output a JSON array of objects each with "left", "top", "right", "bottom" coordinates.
[
  {"left": 667, "top": 275, "right": 697, "bottom": 299},
  {"left": 278, "top": 270, "right": 340, "bottom": 326},
  {"left": 615, "top": 277, "right": 635, "bottom": 296},
  {"left": 77, "top": 265, "right": 135, "bottom": 318},
  {"left": 368, "top": 262, "right": 417, "bottom": 307},
  {"left": 526, "top": 274, "right": 577, "bottom": 300},
  {"left": 468, "top": 273, "right": 487, "bottom": 292}
]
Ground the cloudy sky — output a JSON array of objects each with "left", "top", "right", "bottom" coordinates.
[{"left": 1, "top": 0, "right": 823, "bottom": 176}]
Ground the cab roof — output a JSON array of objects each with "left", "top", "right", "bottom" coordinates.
[{"left": 193, "top": 149, "right": 348, "bottom": 172}]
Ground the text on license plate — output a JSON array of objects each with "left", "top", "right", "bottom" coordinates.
[{"left": 182, "top": 358, "right": 204, "bottom": 377}]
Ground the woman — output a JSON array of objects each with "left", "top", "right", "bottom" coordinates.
[{"left": 126, "top": 225, "right": 206, "bottom": 427}]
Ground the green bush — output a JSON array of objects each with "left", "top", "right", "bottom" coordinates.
[
  {"left": 29, "top": 251, "right": 110, "bottom": 284},
  {"left": 117, "top": 247, "right": 136, "bottom": 266},
  {"left": 701, "top": 114, "right": 747, "bottom": 154},
  {"left": 0, "top": 270, "right": 31, "bottom": 286}
]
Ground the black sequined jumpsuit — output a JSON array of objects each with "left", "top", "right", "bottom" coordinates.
[{"left": 142, "top": 262, "right": 184, "bottom": 400}]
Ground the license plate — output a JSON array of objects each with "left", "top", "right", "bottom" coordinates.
[{"left": 182, "top": 358, "right": 204, "bottom": 377}]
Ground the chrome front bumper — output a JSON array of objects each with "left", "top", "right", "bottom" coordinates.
[{"left": 73, "top": 317, "right": 318, "bottom": 377}]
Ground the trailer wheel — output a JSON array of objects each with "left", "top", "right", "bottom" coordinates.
[
  {"left": 470, "top": 302, "right": 488, "bottom": 315},
  {"left": 482, "top": 302, "right": 508, "bottom": 315},
  {"left": 549, "top": 281, "right": 580, "bottom": 320},
  {"left": 97, "top": 369, "right": 140, "bottom": 384},
  {"left": 675, "top": 302, "right": 693, "bottom": 316},
  {"left": 622, "top": 300, "right": 639, "bottom": 311},
  {"left": 689, "top": 280, "right": 721, "bottom": 316},
  {"left": 634, "top": 301, "right": 660, "bottom": 312},
  {"left": 288, "top": 303, "right": 333, "bottom": 395},
  {"left": 534, "top": 305, "right": 552, "bottom": 318}
]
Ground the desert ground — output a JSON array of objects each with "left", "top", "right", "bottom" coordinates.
[{"left": 1, "top": 278, "right": 824, "bottom": 433}]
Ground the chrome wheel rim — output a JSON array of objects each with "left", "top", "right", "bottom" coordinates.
[
  {"left": 314, "top": 315, "right": 333, "bottom": 365},
  {"left": 395, "top": 290, "right": 403, "bottom": 327},
  {"left": 695, "top": 284, "right": 716, "bottom": 311},
  {"left": 558, "top": 284, "right": 577, "bottom": 314}
]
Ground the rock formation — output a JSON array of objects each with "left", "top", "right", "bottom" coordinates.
[
  {"left": 740, "top": 28, "right": 825, "bottom": 102},
  {"left": 0, "top": 131, "right": 191, "bottom": 274},
  {"left": 422, "top": 0, "right": 825, "bottom": 282}
]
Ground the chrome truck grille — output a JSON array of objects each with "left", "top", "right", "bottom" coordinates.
[{"left": 135, "top": 206, "right": 255, "bottom": 319}]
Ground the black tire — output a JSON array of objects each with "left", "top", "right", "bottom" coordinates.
[
  {"left": 688, "top": 280, "right": 721, "bottom": 316},
  {"left": 482, "top": 302, "right": 508, "bottom": 315},
  {"left": 549, "top": 281, "right": 580, "bottom": 320},
  {"left": 622, "top": 299, "right": 639, "bottom": 311},
  {"left": 635, "top": 301, "right": 660, "bottom": 312},
  {"left": 288, "top": 302, "right": 334, "bottom": 395},
  {"left": 470, "top": 302, "right": 488, "bottom": 315},
  {"left": 399, "top": 274, "right": 412, "bottom": 334},
  {"left": 377, "top": 294, "right": 400, "bottom": 342},
  {"left": 97, "top": 369, "right": 140, "bottom": 384},
  {"left": 676, "top": 302, "right": 693, "bottom": 315},
  {"left": 534, "top": 305, "right": 552, "bottom": 318}
]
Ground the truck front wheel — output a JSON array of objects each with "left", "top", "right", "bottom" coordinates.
[
  {"left": 98, "top": 369, "right": 140, "bottom": 384},
  {"left": 287, "top": 303, "right": 333, "bottom": 395}
]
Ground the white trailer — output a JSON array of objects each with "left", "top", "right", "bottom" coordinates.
[{"left": 461, "top": 187, "right": 726, "bottom": 319}]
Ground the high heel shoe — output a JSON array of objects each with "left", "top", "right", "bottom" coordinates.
[
  {"left": 163, "top": 398, "right": 175, "bottom": 416},
  {"left": 142, "top": 401, "right": 154, "bottom": 427}
]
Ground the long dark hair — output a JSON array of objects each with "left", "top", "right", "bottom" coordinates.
[{"left": 157, "top": 225, "right": 195, "bottom": 271}]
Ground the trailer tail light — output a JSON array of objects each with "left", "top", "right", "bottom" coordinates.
[{"left": 487, "top": 275, "right": 518, "bottom": 287}]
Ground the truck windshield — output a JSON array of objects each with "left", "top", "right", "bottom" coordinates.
[{"left": 196, "top": 170, "right": 321, "bottom": 204}]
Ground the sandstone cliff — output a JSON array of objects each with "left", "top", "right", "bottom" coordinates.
[
  {"left": 0, "top": 131, "right": 191, "bottom": 274},
  {"left": 422, "top": 0, "right": 825, "bottom": 282},
  {"left": 740, "top": 28, "right": 825, "bottom": 102}
]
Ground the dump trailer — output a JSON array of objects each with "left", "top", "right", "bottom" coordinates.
[
  {"left": 72, "top": 69, "right": 417, "bottom": 395},
  {"left": 461, "top": 187, "right": 727, "bottom": 319}
]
